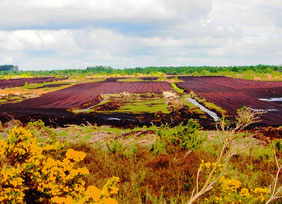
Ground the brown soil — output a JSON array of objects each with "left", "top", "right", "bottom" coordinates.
[
  {"left": 0, "top": 77, "right": 67, "bottom": 89},
  {"left": 103, "top": 77, "right": 126, "bottom": 82},
  {"left": 95, "top": 101, "right": 122, "bottom": 111},
  {"left": 0, "top": 81, "right": 194, "bottom": 128},
  {"left": 252, "top": 127, "right": 282, "bottom": 141},
  {"left": 139, "top": 77, "right": 158, "bottom": 81},
  {"left": 1, "top": 78, "right": 280, "bottom": 129},
  {"left": 0, "top": 82, "right": 173, "bottom": 109},
  {"left": 177, "top": 76, "right": 282, "bottom": 126},
  {"left": 0, "top": 107, "right": 215, "bottom": 129}
]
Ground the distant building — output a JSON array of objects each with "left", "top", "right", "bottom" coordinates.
[{"left": 0, "top": 65, "right": 19, "bottom": 72}]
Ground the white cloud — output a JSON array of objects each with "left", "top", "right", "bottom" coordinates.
[
  {"left": 0, "top": 0, "right": 281, "bottom": 69},
  {"left": 0, "top": 0, "right": 211, "bottom": 29},
  {"left": 0, "top": 30, "right": 77, "bottom": 51},
  {"left": 0, "top": 56, "right": 14, "bottom": 65}
]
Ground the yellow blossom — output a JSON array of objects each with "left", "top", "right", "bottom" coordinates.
[
  {"left": 51, "top": 195, "right": 75, "bottom": 204},
  {"left": 65, "top": 149, "right": 86, "bottom": 162},
  {"left": 86, "top": 186, "right": 102, "bottom": 201},
  {"left": 204, "top": 162, "right": 211, "bottom": 168},
  {"left": 220, "top": 177, "right": 241, "bottom": 192},
  {"left": 253, "top": 188, "right": 270, "bottom": 202},
  {"left": 240, "top": 188, "right": 251, "bottom": 198},
  {"left": 110, "top": 186, "right": 119, "bottom": 195},
  {"left": 104, "top": 198, "right": 118, "bottom": 204}
]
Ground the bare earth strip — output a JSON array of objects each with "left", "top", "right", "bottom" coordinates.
[
  {"left": 0, "top": 77, "right": 67, "bottom": 89},
  {"left": 0, "top": 82, "right": 173, "bottom": 109},
  {"left": 177, "top": 76, "right": 282, "bottom": 126},
  {"left": 0, "top": 82, "right": 178, "bottom": 127}
]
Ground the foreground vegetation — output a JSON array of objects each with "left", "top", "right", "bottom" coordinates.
[{"left": 0, "top": 108, "right": 281, "bottom": 203}]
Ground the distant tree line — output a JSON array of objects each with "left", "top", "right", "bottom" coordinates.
[
  {"left": 0, "top": 65, "right": 281, "bottom": 77},
  {"left": 0, "top": 65, "right": 19, "bottom": 72}
]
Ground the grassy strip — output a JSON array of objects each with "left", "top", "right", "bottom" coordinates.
[
  {"left": 201, "top": 101, "right": 227, "bottom": 115},
  {"left": 188, "top": 92, "right": 227, "bottom": 115},
  {"left": 181, "top": 94, "right": 205, "bottom": 115},
  {"left": 170, "top": 82, "right": 184, "bottom": 93}
]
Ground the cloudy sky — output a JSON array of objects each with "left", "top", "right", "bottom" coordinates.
[{"left": 0, "top": 0, "right": 281, "bottom": 70}]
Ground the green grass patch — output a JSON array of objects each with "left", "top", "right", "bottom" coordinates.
[
  {"left": 117, "top": 78, "right": 145, "bottom": 82},
  {"left": 74, "top": 93, "right": 171, "bottom": 114},
  {"left": 202, "top": 101, "right": 227, "bottom": 115},
  {"left": 119, "top": 98, "right": 169, "bottom": 114},
  {"left": 0, "top": 94, "right": 27, "bottom": 105},
  {"left": 22, "top": 80, "right": 72, "bottom": 90},
  {"left": 188, "top": 92, "right": 227, "bottom": 115},
  {"left": 181, "top": 94, "right": 205, "bottom": 115},
  {"left": 170, "top": 82, "right": 184, "bottom": 93}
]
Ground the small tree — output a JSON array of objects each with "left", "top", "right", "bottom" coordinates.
[{"left": 188, "top": 107, "right": 263, "bottom": 203}]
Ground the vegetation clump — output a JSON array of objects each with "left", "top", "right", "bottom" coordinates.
[
  {"left": 0, "top": 126, "right": 119, "bottom": 203},
  {"left": 151, "top": 119, "right": 204, "bottom": 154}
]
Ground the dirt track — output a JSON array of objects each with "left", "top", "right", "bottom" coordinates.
[{"left": 177, "top": 76, "right": 282, "bottom": 126}]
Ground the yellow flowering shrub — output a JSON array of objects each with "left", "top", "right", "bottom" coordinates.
[
  {"left": 220, "top": 176, "right": 242, "bottom": 193},
  {"left": 0, "top": 126, "right": 119, "bottom": 203},
  {"left": 81, "top": 177, "right": 119, "bottom": 204},
  {"left": 206, "top": 176, "right": 271, "bottom": 203},
  {"left": 240, "top": 187, "right": 251, "bottom": 198},
  {"left": 199, "top": 160, "right": 223, "bottom": 173},
  {"left": 253, "top": 187, "right": 270, "bottom": 202},
  {"left": 198, "top": 160, "right": 272, "bottom": 203}
]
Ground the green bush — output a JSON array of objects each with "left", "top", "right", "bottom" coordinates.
[
  {"left": 106, "top": 139, "right": 124, "bottom": 154},
  {"left": 151, "top": 119, "right": 205, "bottom": 154}
]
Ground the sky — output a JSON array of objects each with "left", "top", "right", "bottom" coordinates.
[{"left": 0, "top": 0, "right": 281, "bottom": 70}]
